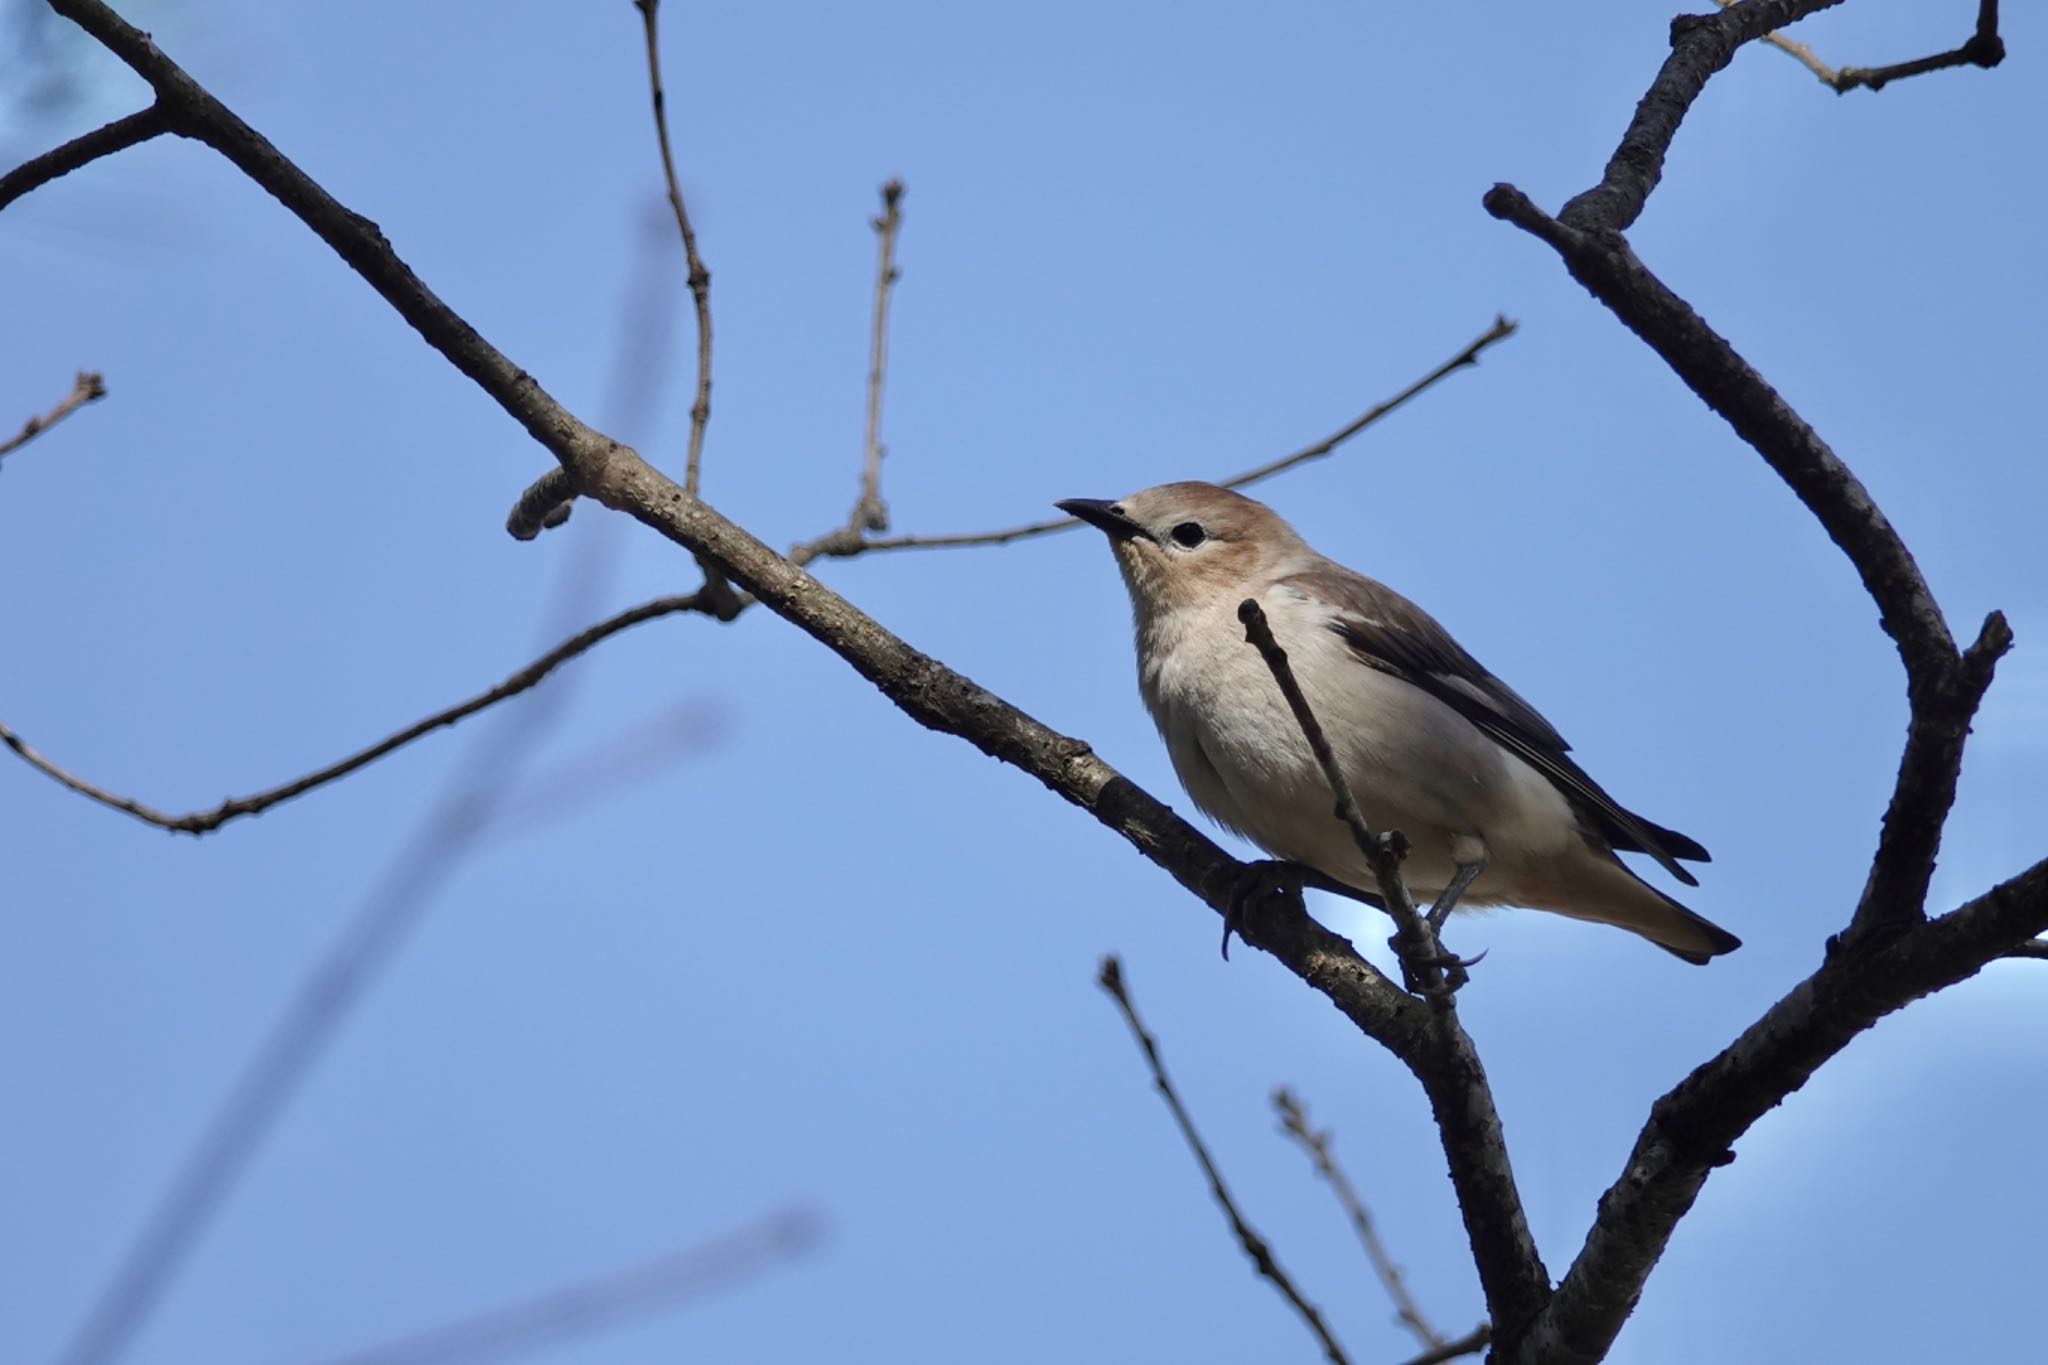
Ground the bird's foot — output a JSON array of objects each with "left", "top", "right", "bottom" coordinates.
[
  {"left": 1390, "top": 934, "right": 1488, "bottom": 996},
  {"left": 1222, "top": 859, "right": 1307, "bottom": 960}
]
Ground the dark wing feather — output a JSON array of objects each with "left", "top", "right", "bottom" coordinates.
[{"left": 1279, "top": 568, "right": 1709, "bottom": 883}]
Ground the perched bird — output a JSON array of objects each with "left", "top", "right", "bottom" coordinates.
[{"left": 1057, "top": 481, "right": 1739, "bottom": 963}]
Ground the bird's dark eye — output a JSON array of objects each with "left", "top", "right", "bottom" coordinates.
[{"left": 1170, "top": 521, "right": 1206, "bottom": 548}]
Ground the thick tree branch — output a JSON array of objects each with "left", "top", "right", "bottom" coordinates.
[
  {"left": 1514, "top": 855, "right": 2048, "bottom": 1365},
  {"left": 793, "top": 315, "right": 1518, "bottom": 563},
  {"left": 1482, "top": 187, "right": 1953, "bottom": 686},
  {"left": 0, "top": 105, "right": 167, "bottom": 212},
  {"left": 1478, "top": 6, "right": 2027, "bottom": 1359},
  {"left": 1273, "top": 1088, "right": 1446, "bottom": 1353},
  {"left": 1099, "top": 957, "right": 1353, "bottom": 1365},
  {"left": 0, "top": 592, "right": 718, "bottom": 833},
  {"left": 1559, "top": 0, "right": 1846, "bottom": 236},
  {"left": 0, "top": 370, "right": 106, "bottom": 460}
]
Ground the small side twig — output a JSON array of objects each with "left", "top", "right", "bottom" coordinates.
[
  {"left": 1235, "top": 600, "right": 1454, "bottom": 1001},
  {"left": 1273, "top": 1088, "right": 1445, "bottom": 1352},
  {"left": 0, "top": 105, "right": 168, "bottom": 213},
  {"left": 1097, "top": 956, "right": 1352, "bottom": 1365},
  {"left": 305, "top": 1208, "right": 822, "bottom": 1365},
  {"left": 788, "top": 179, "right": 907, "bottom": 563},
  {"left": 2002, "top": 939, "right": 2048, "bottom": 961},
  {"left": 1396, "top": 1324, "right": 1493, "bottom": 1365},
  {"left": 0, "top": 592, "right": 719, "bottom": 834},
  {"left": 0, "top": 370, "right": 106, "bottom": 461},
  {"left": 790, "top": 315, "right": 1517, "bottom": 563},
  {"left": 1718, "top": 0, "right": 2004, "bottom": 94},
  {"left": 634, "top": 0, "right": 714, "bottom": 498}
]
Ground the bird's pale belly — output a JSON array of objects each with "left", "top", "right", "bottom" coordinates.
[{"left": 1150, "top": 620, "right": 1579, "bottom": 907}]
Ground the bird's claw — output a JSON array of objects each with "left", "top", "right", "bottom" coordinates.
[
  {"left": 1390, "top": 934, "right": 1487, "bottom": 996},
  {"left": 1223, "top": 859, "right": 1306, "bottom": 959}
]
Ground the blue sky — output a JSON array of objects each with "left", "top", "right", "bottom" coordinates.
[{"left": 4, "top": 2, "right": 2043, "bottom": 1363}]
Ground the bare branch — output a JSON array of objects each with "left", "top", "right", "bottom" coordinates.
[
  {"left": 305, "top": 1209, "right": 822, "bottom": 1365},
  {"left": 1514, "top": 855, "right": 2048, "bottom": 1365},
  {"left": 1236, "top": 600, "right": 1549, "bottom": 1337},
  {"left": 1217, "top": 315, "right": 1517, "bottom": 491},
  {"left": 793, "top": 315, "right": 1517, "bottom": 563},
  {"left": 0, "top": 593, "right": 716, "bottom": 834},
  {"left": 2001, "top": 938, "right": 2048, "bottom": 961},
  {"left": 1484, "top": 183, "right": 1953, "bottom": 684},
  {"left": 1273, "top": 1088, "right": 1445, "bottom": 1352},
  {"left": 856, "top": 179, "right": 903, "bottom": 532},
  {"left": 1720, "top": 0, "right": 2005, "bottom": 93},
  {"left": 0, "top": 105, "right": 167, "bottom": 213},
  {"left": 634, "top": 0, "right": 714, "bottom": 498},
  {"left": 1097, "top": 956, "right": 1352, "bottom": 1365},
  {"left": 1395, "top": 1324, "right": 1492, "bottom": 1365},
  {"left": 786, "top": 178, "right": 907, "bottom": 564},
  {"left": 1560, "top": 0, "right": 1846, "bottom": 236},
  {"left": 0, "top": 369, "right": 106, "bottom": 460}
]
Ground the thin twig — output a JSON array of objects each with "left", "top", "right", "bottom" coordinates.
[
  {"left": 1718, "top": 0, "right": 2004, "bottom": 93},
  {"left": 1235, "top": 600, "right": 1452, "bottom": 1001},
  {"left": 856, "top": 179, "right": 903, "bottom": 532},
  {"left": 0, "top": 370, "right": 106, "bottom": 460},
  {"left": 2002, "top": 939, "right": 2048, "bottom": 960},
  {"left": 305, "top": 1209, "right": 822, "bottom": 1365},
  {"left": 790, "top": 315, "right": 1517, "bottom": 563},
  {"left": 0, "top": 105, "right": 168, "bottom": 212},
  {"left": 0, "top": 594, "right": 717, "bottom": 834},
  {"left": 634, "top": 0, "right": 713, "bottom": 498},
  {"left": 1273, "top": 1088, "right": 1444, "bottom": 1351},
  {"left": 1097, "top": 956, "right": 1352, "bottom": 1365},
  {"left": 1395, "top": 1324, "right": 1493, "bottom": 1365},
  {"left": 785, "top": 179, "right": 908, "bottom": 563}
]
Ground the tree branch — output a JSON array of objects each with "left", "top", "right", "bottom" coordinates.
[
  {"left": 1514, "top": 855, "right": 2048, "bottom": 1365},
  {"left": 633, "top": 0, "right": 713, "bottom": 499},
  {"left": 1477, "top": 5, "right": 2030, "bottom": 1358},
  {"left": 1559, "top": 0, "right": 1846, "bottom": 236},
  {"left": 1098, "top": 957, "right": 1353, "bottom": 1365},
  {"left": 0, "top": 104, "right": 167, "bottom": 212},
  {"left": 786, "top": 179, "right": 906, "bottom": 563},
  {"left": 0, "top": 592, "right": 718, "bottom": 834},
  {"left": 1236, "top": 601, "right": 1550, "bottom": 1339},
  {"left": 1396, "top": 1324, "right": 1492, "bottom": 1365},
  {"left": 0, "top": 370, "right": 106, "bottom": 460},
  {"left": 1273, "top": 1087, "right": 1446, "bottom": 1353},
  {"left": 791, "top": 314, "right": 1518, "bottom": 563},
  {"left": 1718, "top": 0, "right": 2005, "bottom": 94}
]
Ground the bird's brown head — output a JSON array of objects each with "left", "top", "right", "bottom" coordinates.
[{"left": 1056, "top": 482, "right": 1308, "bottom": 617}]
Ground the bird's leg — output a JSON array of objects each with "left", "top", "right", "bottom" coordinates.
[
  {"left": 1222, "top": 859, "right": 1308, "bottom": 959},
  {"left": 1427, "top": 853, "right": 1487, "bottom": 931}
]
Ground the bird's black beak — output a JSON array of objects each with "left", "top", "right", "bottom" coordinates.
[{"left": 1056, "top": 498, "right": 1154, "bottom": 543}]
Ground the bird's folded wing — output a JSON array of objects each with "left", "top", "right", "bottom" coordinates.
[{"left": 1278, "top": 567, "right": 1708, "bottom": 884}]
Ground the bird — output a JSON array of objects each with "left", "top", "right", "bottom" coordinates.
[{"left": 1056, "top": 481, "right": 1739, "bottom": 964}]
